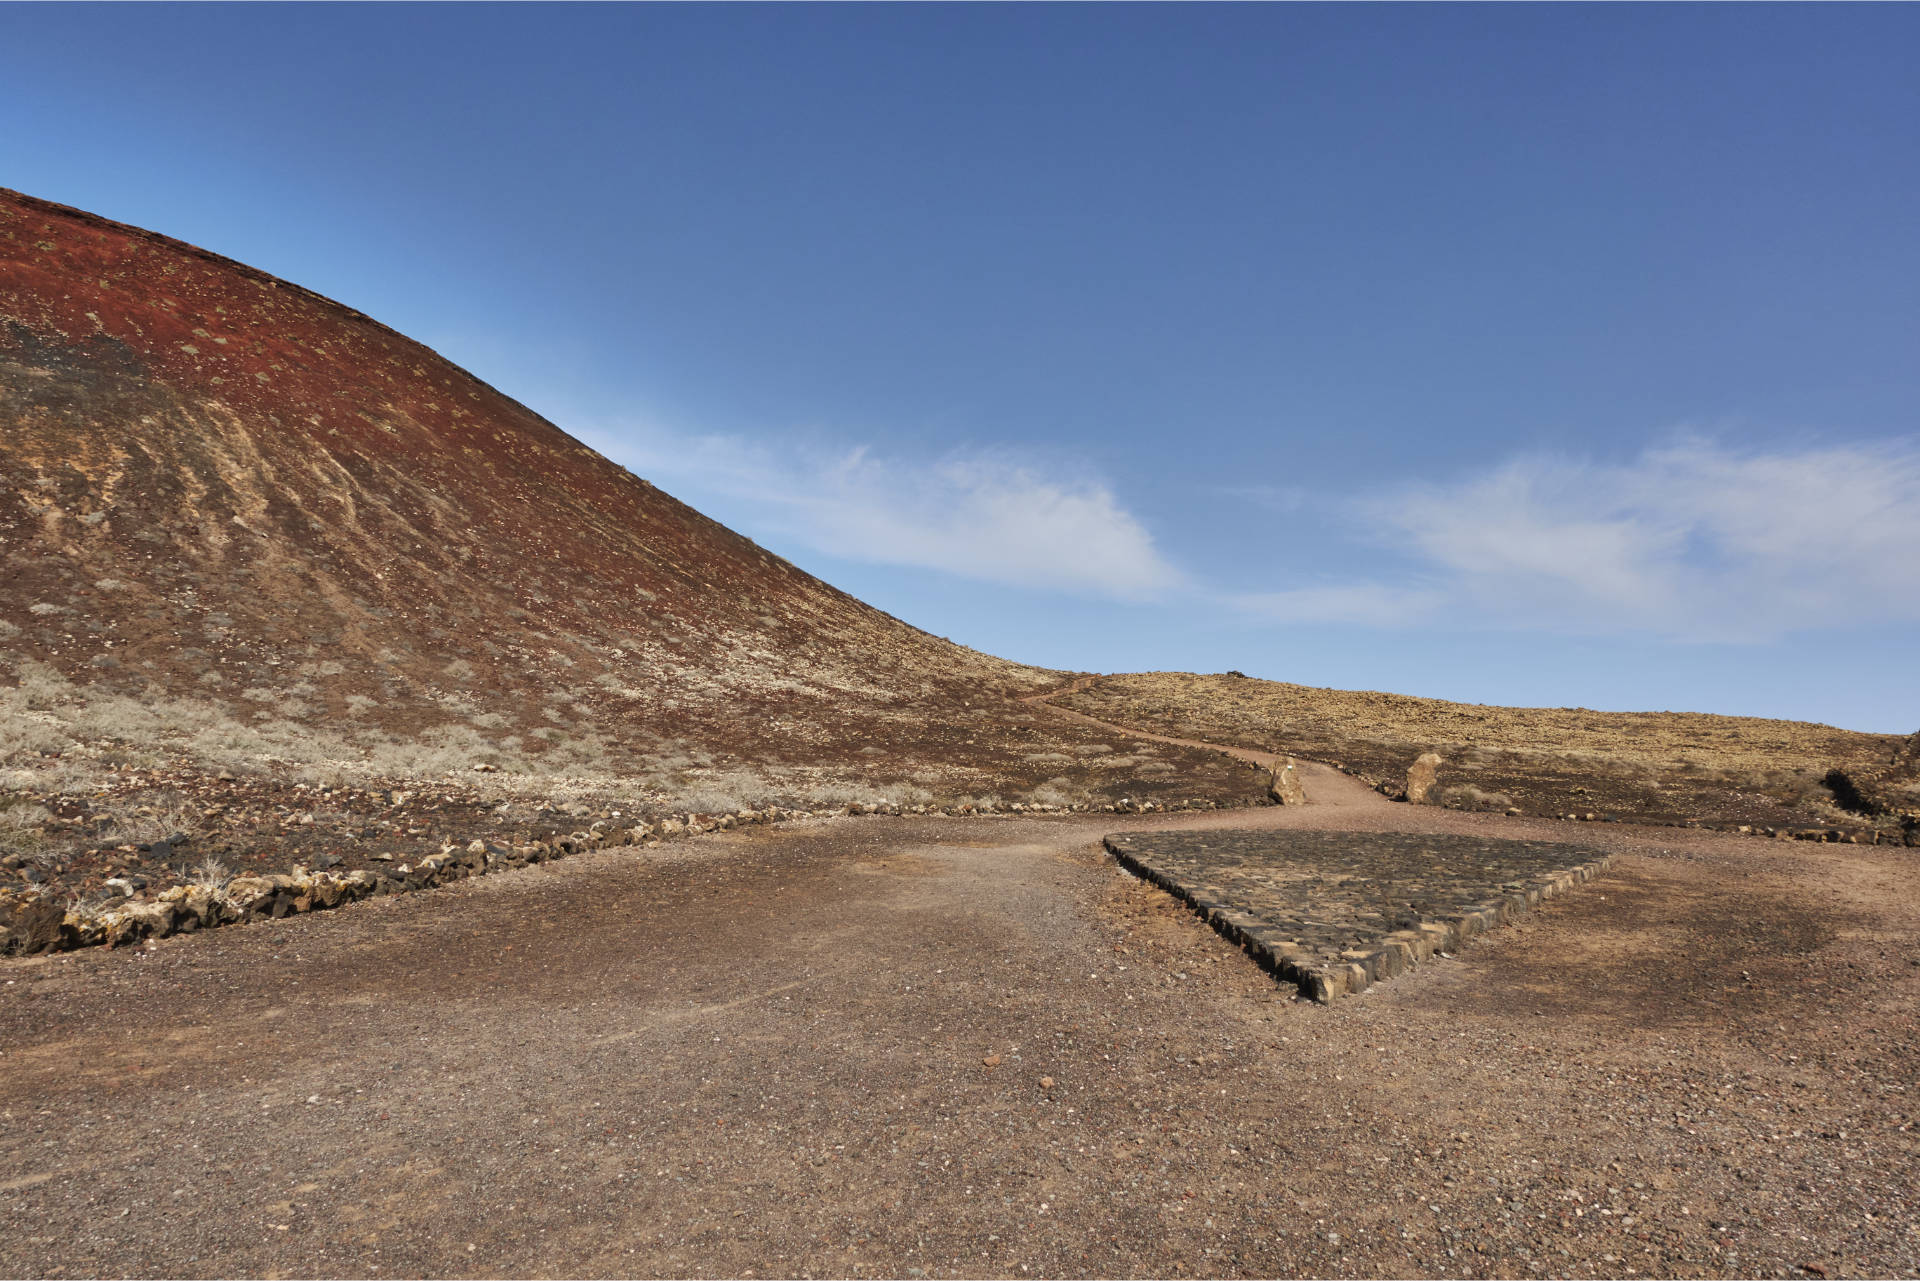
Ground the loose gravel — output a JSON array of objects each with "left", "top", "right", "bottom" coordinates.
[{"left": 0, "top": 777, "right": 1914, "bottom": 1279}]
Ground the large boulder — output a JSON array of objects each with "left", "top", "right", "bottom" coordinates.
[
  {"left": 1268, "top": 759, "right": 1308, "bottom": 806},
  {"left": 1, "top": 894, "right": 71, "bottom": 955},
  {"left": 1822, "top": 768, "right": 1880, "bottom": 815},
  {"left": 1405, "top": 753, "right": 1444, "bottom": 805},
  {"left": 102, "top": 900, "right": 178, "bottom": 947}
]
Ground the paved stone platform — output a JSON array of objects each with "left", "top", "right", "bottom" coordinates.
[{"left": 1103, "top": 830, "right": 1611, "bottom": 1002}]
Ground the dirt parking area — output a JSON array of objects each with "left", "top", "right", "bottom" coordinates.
[{"left": 1, "top": 791, "right": 1915, "bottom": 1279}]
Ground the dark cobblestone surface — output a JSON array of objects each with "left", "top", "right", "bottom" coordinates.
[{"left": 1104, "top": 829, "right": 1611, "bottom": 1002}]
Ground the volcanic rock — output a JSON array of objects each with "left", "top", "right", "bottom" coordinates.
[
  {"left": 1405, "top": 752, "right": 1443, "bottom": 805},
  {"left": 0, "top": 895, "right": 69, "bottom": 955},
  {"left": 1268, "top": 759, "right": 1307, "bottom": 806}
]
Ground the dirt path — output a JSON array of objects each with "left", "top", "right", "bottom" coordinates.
[
  {"left": 2, "top": 687, "right": 1915, "bottom": 1279},
  {"left": 1022, "top": 675, "right": 1290, "bottom": 769},
  {"left": 2, "top": 784, "right": 1914, "bottom": 1279},
  {"left": 1023, "top": 677, "right": 1384, "bottom": 812}
]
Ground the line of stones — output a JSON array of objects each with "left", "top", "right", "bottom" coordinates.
[
  {"left": 0, "top": 804, "right": 834, "bottom": 954},
  {"left": 1542, "top": 811, "right": 1909, "bottom": 845},
  {"left": 0, "top": 791, "right": 1250, "bottom": 957},
  {"left": 1328, "top": 763, "right": 1917, "bottom": 846},
  {"left": 1102, "top": 835, "right": 1613, "bottom": 1003}
]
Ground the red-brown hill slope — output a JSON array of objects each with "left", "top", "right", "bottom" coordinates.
[{"left": 0, "top": 189, "right": 1261, "bottom": 812}]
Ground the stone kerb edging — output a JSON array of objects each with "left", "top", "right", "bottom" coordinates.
[
  {"left": 0, "top": 792, "right": 1253, "bottom": 957},
  {"left": 1103, "top": 834, "right": 1613, "bottom": 1003},
  {"left": 0, "top": 804, "right": 833, "bottom": 955}
]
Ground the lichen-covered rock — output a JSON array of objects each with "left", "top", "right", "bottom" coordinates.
[
  {"left": 182, "top": 886, "right": 226, "bottom": 928},
  {"left": 103, "top": 900, "right": 177, "bottom": 947},
  {"left": 222, "top": 879, "right": 270, "bottom": 913}
]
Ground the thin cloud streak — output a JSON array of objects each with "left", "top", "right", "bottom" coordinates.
[
  {"left": 582, "top": 426, "right": 1186, "bottom": 603},
  {"left": 585, "top": 420, "right": 1916, "bottom": 643},
  {"left": 1238, "top": 436, "right": 1920, "bottom": 641}
]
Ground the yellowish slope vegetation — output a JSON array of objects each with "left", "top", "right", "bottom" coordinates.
[{"left": 1059, "top": 672, "right": 1916, "bottom": 831}]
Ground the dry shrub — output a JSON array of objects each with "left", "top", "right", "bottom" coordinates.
[
  {"left": 0, "top": 707, "right": 67, "bottom": 762},
  {"left": 0, "top": 798, "right": 56, "bottom": 858},
  {"left": 0, "top": 758, "right": 105, "bottom": 794},
  {"left": 293, "top": 762, "right": 356, "bottom": 789},
  {"left": 1440, "top": 784, "right": 1514, "bottom": 812},
  {"left": 188, "top": 857, "right": 231, "bottom": 889},
  {"left": 1882, "top": 780, "right": 1920, "bottom": 810},
  {"left": 803, "top": 781, "right": 935, "bottom": 810},
  {"left": 93, "top": 792, "right": 195, "bottom": 846},
  {"left": 1028, "top": 779, "right": 1090, "bottom": 808},
  {"left": 674, "top": 785, "right": 753, "bottom": 814}
]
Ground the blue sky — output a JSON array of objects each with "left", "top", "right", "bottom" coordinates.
[{"left": 5, "top": 4, "right": 1916, "bottom": 731}]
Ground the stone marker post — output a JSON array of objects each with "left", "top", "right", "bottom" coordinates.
[
  {"left": 1269, "top": 758, "right": 1308, "bottom": 806},
  {"left": 1405, "top": 752, "right": 1443, "bottom": 804}
]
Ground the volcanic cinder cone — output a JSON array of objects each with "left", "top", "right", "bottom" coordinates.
[{"left": 0, "top": 189, "right": 1259, "bottom": 812}]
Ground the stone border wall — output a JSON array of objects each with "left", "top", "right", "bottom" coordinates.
[
  {"left": 1329, "top": 763, "right": 1916, "bottom": 845},
  {"left": 0, "top": 792, "right": 1251, "bottom": 957},
  {"left": 1103, "top": 834, "right": 1612, "bottom": 1003},
  {"left": 0, "top": 807, "right": 806, "bottom": 955}
]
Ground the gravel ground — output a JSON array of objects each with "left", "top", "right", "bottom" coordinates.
[{"left": 1, "top": 771, "right": 1914, "bottom": 1279}]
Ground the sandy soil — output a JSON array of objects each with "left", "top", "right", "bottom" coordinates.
[{"left": 2, "top": 767, "right": 1914, "bottom": 1280}]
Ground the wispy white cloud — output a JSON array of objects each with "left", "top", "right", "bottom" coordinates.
[
  {"left": 1241, "top": 436, "right": 1920, "bottom": 640},
  {"left": 581, "top": 415, "right": 1917, "bottom": 641},
  {"left": 579, "top": 426, "right": 1185, "bottom": 602}
]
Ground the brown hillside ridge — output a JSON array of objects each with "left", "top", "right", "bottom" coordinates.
[
  {"left": 0, "top": 188, "right": 1265, "bottom": 925},
  {"left": 1057, "top": 672, "right": 1918, "bottom": 839}
]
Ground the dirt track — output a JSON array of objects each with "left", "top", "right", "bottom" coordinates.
[
  {"left": 3, "top": 758, "right": 1915, "bottom": 1280},
  {"left": 1024, "top": 675, "right": 1314, "bottom": 780}
]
